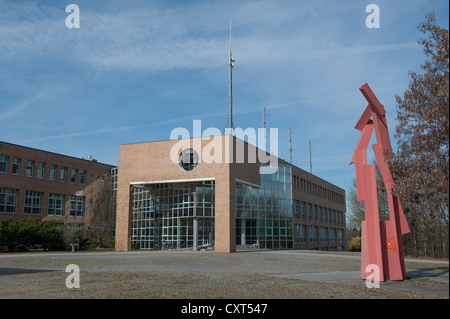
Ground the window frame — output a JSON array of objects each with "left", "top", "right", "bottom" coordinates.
[{"left": 0, "top": 155, "right": 8, "bottom": 173}]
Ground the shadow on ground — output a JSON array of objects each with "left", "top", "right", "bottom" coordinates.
[{"left": 0, "top": 267, "right": 60, "bottom": 276}]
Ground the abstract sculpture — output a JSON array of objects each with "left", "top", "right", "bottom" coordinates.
[{"left": 350, "top": 83, "right": 410, "bottom": 281}]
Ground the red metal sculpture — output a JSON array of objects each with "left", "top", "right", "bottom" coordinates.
[{"left": 350, "top": 83, "right": 410, "bottom": 282}]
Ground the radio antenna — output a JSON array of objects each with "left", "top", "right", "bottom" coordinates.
[{"left": 226, "top": 19, "right": 235, "bottom": 134}]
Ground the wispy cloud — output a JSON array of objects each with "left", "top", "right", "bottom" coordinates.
[
  {"left": 0, "top": 1, "right": 420, "bottom": 73},
  {"left": 0, "top": 89, "right": 45, "bottom": 120}
]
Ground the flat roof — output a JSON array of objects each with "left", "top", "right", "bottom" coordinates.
[
  {"left": 0, "top": 140, "right": 115, "bottom": 168},
  {"left": 120, "top": 134, "right": 345, "bottom": 193}
]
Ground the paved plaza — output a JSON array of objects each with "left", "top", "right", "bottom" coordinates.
[{"left": 0, "top": 249, "right": 448, "bottom": 299}]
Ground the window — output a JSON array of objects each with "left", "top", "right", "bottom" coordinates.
[
  {"left": 320, "top": 227, "right": 328, "bottom": 243},
  {"left": 307, "top": 203, "right": 312, "bottom": 220},
  {"left": 294, "top": 200, "right": 299, "bottom": 219},
  {"left": 308, "top": 225, "right": 318, "bottom": 243},
  {"left": 26, "top": 161, "right": 34, "bottom": 177},
  {"left": 24, "top": 191, "right": 43, "bottom": 215},
  {"left": 295, "top": 224, "right": 306, "bottom": 244},
  {"left": 70, "top": 196, "right": 84, "bottom": 217},
  {"left": 0, "top": 156, "right": 8, "bottom": 173},
  {"left": 12, "top": 158, "right": 20, "bottom": 175},
  {"left": 60, "top": 167, "right": 67, "bottom": 182},
  {"left": 50, "top": 165, "right": 57, "bottom": 181},
  {"left": 71, "top": 169, "right": 78, "bottom": 184},
  {"left": 0, "top": 188, "right": 18, "bottom": 213},
  {"left": 338, "top": 229, "right": 344, "bottom": 243},
  {"left": 37, "top": 162, "right": 45, "bottom": 179},
  {"left": 301, "top": 201, "right": 306, "bottom": 219},
  {"left": 80, "top": 170, "right": 86, "bottom": 185},
  {"left": 178, "top": 149, "right": 199, "bottom": 171},
  {"left": 313, "top": 205, "right": 317, "bottom": 221},
  {"left": 48, "top": 193, "right": 65, "bottom": 216},
  {"left": 329, "top": 228, "right": 336, "bottom": 243}
]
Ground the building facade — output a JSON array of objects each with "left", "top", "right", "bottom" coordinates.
[
  {"left": 115, "top": 135, "right": 346, "bottom": 253},
  {"left": 0, "top": 141, "right": 115, "bottom": 232}
]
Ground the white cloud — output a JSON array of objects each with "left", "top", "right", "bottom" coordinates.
[{"left": 0, "top": 0, "right": 420, "bottom": 73}]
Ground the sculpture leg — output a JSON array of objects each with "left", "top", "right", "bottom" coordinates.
[{"left": 361, "top": 163, "right": 384, "bottom": 281}]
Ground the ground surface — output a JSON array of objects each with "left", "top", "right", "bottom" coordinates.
[{"left": 0, "top": 249, "right": 448, "bottom": 299}]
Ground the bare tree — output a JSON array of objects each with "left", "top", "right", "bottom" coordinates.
[
  {"left": 85, "top": 175, "right": 115, "bottom": 248},
  {"left": 390, "top": 12, "right": 449, "bottom": 257}
]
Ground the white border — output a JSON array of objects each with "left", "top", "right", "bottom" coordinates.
[{"left": 130, "top": 177, "right": 215, "bottom": 185}]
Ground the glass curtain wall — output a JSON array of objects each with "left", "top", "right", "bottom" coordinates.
[
  {"left": 131, "top": 181, "right": 215, "bottom": 250},
  {"left": 236, "top": 165, "right": 293, "bottom": 249}
]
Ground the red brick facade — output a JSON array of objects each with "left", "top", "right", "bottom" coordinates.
[{"left": 0, "top": 141, "right": 115, "bottom": 230}]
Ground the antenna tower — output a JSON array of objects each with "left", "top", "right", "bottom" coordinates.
[
  {"left": 309, "top": 140, "right": 312, "bottom": 173},
  {"left": 289, "top": 126, "right": 293, "bottom": 163},
  {"left": 263, "top": 105, "right": 267, "bottom": 151},
  {"left": 226, "top": 19, "right": 235, "bottom": 134}
]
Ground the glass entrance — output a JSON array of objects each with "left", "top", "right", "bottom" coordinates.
[{"left": 131, "top": 180, "right": 215, "bottom": 250}]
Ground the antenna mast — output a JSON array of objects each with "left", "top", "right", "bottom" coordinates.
[
  {"left": 263, "top": 105, "right": 267, "bottom": 151},
  {"left": 309, "top": 140, "right": 312, "bottom": 173},
  {"left": 226, "top": 19, "right": 235, "bottom": 134},
  {"left": 289, "top": 126, "right": 293, "bottom": 163}
]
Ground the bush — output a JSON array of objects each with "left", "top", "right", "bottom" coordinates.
[
  {"left": 0, "top": 218, "right": 65, "bottom": 252},
  {"left": 347, "top": 237, "right": 361, "bottom": 252}
]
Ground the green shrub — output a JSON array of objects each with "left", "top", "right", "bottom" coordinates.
[{"left": 0, "top": 218, "right": 65, "bottom": 252}]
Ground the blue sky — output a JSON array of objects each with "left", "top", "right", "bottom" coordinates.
[{"left": 1, "top": 0, "right": 449, "bottom": 199}]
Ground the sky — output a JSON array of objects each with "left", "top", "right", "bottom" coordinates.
[{"left": 1, "top": 0, "right": 449, "bottom": 203}]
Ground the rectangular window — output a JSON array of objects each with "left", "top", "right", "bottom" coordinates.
[
  {"left": 313, "top": 205, "right": 317, "bottom": 221},
  {"left": 307, "top": 203, "right": 312, "bottom": 220},
  {"left": 320, "top": 227, "right": 328, "bottom": 243},
  {"left": 26, "top": 160, "right": 34, "bottom": 177},
  {"left": 48, "top": 193, "right": 65, "bottom": 216},
  {"left": 329, "top": 228, "right": 336, "bottom": 243},
  {"left": 308, "top": 225, "right": 318, "bottom": 243},
  {"left": 50, "top": 165, "right": 57, "bottom": 181},
  {"left": 70, "top": 196, "right": 84, "bottom": 217},
  {"left": 295, "top": 224, "right": 307, "bottom": 244},
  {"left": 0, "top": 155, "right": 8, "bottom": 173},
  {"left": 60, "top": 167, "right": 67, "bottom": 182},
  {"left": 80, "top": 170, "right": 86, "bottom": 185},
  {"left": 301, "top": 201, "right": 306, "bottom": 219},
  {"left": 0, "top": 188, "right": 18, "bottom": 213},
  {"left": 37, "top": 162, "right": 45, "bottom": 179},
  {"left": 24, "top": 191, "right": 43, "bottom": 215},
  {"left": 294, "top": 200, "right": 299, "bottom": 219},
  {"left": 338, "top": 229, "right": 344, "bottom": 243},
  {"left": 295, "top": 224, "right": 300, "bottom": 243},
  {"left": 71, "top": 169, "right": 78, "bottom": 184},
  {"left": 12, "top": 158, "right": 20, "bottom": 175}
]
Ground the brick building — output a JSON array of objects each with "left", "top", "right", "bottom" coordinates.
[
  {"left": 115, "top": 135, "right": 346, "bottom": 253},
  {"left": 0, "top": 141, "right": 115, "bottom": 232}
]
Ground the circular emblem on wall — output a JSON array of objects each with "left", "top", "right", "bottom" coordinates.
[{"left": 178, "top": 149, "right": 199, "bottom": 171}]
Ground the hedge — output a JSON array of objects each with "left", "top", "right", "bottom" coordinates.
[{"left": 0, "top": 218, "right": 65, "bottom": 252}]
